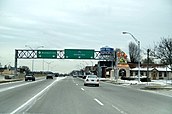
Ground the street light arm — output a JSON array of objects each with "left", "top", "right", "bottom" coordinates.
[
  {"left": 122, "top": 32, "right": 139, "bottom": 44},
  {"left": 44, "top": 61, "right": 53, "bottom": 64},
  {"left": 25, "top": 45, "right": 33, "bottom": 50},
  {"left": 129, "top": 34, "right": 139, "bottom": 44},
  {"left": 25, "top": 45, "right": 44, "bottom": 50},
  {"left": 36, "top": 46, "right": 44, "bottom": 49}
]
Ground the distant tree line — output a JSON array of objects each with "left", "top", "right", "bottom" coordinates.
[{"left": 18, "top": 66, "right": 30, "bottom": 74}]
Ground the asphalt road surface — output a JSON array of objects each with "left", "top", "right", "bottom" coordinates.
[{"left": 0, "top": 76, "right": 172, "bottom": 114}]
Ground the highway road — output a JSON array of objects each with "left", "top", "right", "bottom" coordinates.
[{"left": 0, "top": 76, "right": 172, "bottom": 114}]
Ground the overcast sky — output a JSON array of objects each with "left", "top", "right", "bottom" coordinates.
[{"left": 0, "top": 0, "right": 172, "bottom": 73}]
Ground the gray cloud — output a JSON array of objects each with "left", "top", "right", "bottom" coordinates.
[{"left": 0, "top": 0, "right": 172, "bottom": 72}]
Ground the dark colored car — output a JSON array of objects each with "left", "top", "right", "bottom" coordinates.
[
  {"left": 46, "top": 74, "right": 54, "bottom": 79},
  {"left": 25, "top": 73, "right": 35, "bottom": 81},
  {"left": 54, "top": 73, "right": 59, "bottom": 77}
]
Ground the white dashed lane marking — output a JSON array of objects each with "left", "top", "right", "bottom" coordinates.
[
  {"left": 81, "top": 88, "right": 84, "bottom": 91},
  {"left": 112, "top": 105, "right": 128, "bottom": 114},
  {"left": 94, "top": 98, "right": 104, "bottom": 106}
]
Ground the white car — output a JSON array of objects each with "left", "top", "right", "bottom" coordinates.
[
  {"left": 46, "top": 73, "right": 54, "bottom": 79},
  {"left": 84, "top": 75, "right": 99, "bottom": 87}
]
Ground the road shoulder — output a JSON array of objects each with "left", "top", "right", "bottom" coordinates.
[{"left": 101, "top": 79, "right": 172, "bottom": 97}]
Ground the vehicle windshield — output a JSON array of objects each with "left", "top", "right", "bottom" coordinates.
[
  {"left": 88, "top": 75, "right": 97, "bottom": 78},
  {"left": 26, "top": 74, "right": 33, "bottom": 76}
]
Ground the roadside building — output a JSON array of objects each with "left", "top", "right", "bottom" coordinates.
[
  {"left": 130, "top": 67, "right": 172, "bottom": 80},
  {"left": 93, "top": 62, "right": 172, "bottom": 80},
  {"left": 117, "top": 63, "right": 130, "bottom": 77}
]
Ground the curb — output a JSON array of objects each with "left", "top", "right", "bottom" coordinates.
[
  {"left": 102, "top": 80, "right": 172, "bottom": 90},
  {"left": 142, "top": 86, "right": 172, "bottom": 90},
  {"left": 0, "top": 79, "right": 23, "bottom": 83}
]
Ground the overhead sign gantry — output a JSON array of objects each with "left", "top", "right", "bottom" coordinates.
[{"left": 14, "top": 49, "right": 102, "bottom": 74}]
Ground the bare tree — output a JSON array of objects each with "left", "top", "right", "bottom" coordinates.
[
  {"left": 0, "top": 68, "right": 5, "bottom": 75},
  {"left": 142, "top": 58, "right": 154, "bottom": 64},
  {"left": 128, "top": 42, "right": 140, "bottom": 63},
  {"left": 19, "top": 66, "right": 30, "bottom": 74},
  {"left": 153, "top": 37, "right": 172, "bottom": 70}
]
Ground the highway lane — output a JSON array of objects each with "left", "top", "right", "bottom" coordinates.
[
  {"left": 77, "top": 78, "right": 172, "bottom": 114},
  {"left": 0, "top": 76, "right": 172, "bottom": 114},
  {"left": 75, "top": 78, "right": 172, "bottom": 114},
  {"left": 26, "top": 77, "right": 118, "bottom": 114},
  {"left": 0, "top": 77, "right": 64, "bottom": 113},
  {"left": 22, "top": 77, "right": 172, "bottom": 114}
]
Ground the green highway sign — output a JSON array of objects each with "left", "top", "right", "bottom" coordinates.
[
  {"left": 37, "top": 50, "right": 57, "bottom": 59},
  {"left": 65, "top": 49, "right": 94, "bottom": 59}
]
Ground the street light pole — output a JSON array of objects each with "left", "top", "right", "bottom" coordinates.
[
  {"left": 122, "top": 32, "right": 141, "bottom": 82},
  {"left": 42, "top": 59, "right": 44, "bottom": 72},
  {"left": 44, "top": 61, "right": 53, "bottom": 71},
  {"left": 25, "top": 45, "right": 44, "bottom": 72},
  {"left": 115, "top": 50, "right": 118, "bottom": 81}
]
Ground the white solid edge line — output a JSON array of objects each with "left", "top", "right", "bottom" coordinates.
[
  {"left": 10, "top": 78, "right": 64, "bottom": 114},
  {"left": 94, "top": 98, "right": 104, "bottom": 106}
]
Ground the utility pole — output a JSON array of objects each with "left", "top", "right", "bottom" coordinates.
[{"left": 147, "top": 49, "right": 150, "bottom": 84}]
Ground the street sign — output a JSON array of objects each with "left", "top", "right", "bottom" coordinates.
[
  {"left": 37, "top": 50, "right": 57, "bottom": 59},
  {"left": 100, "top": 46, "right": 114, "bottom": 55},
  {"left": 65, "top": 49, "right": 94, "bottom": 59}
]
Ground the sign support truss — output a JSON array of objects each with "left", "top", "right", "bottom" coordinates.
[{"left": 14, "top": 49, "right": 102, "bottom": 75}]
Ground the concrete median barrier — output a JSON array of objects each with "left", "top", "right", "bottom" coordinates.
[{"left": 0, "top": 79, "right": 23, "bottom": 83}]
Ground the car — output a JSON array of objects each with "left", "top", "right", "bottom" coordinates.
[
  {"left": 4, "top": 75, "right": 15, "bottom": 79},
  {"left": 54, "top": 73, "right": 59, "bottom": 77},
  {"left": 84, "top": 75, "right": 99, "bottom": 87},
  {"left": 25, "top": 73, "right": 35, "bottom": 81},
  {"left": 82, "top": 75, "right": 86, "bottom": 79},
  {"left": 73, "top": 75, "right": 77, "bottom": 78},
  {"left": 46, "top": 73, "right": 54, "bottom": 79}
]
